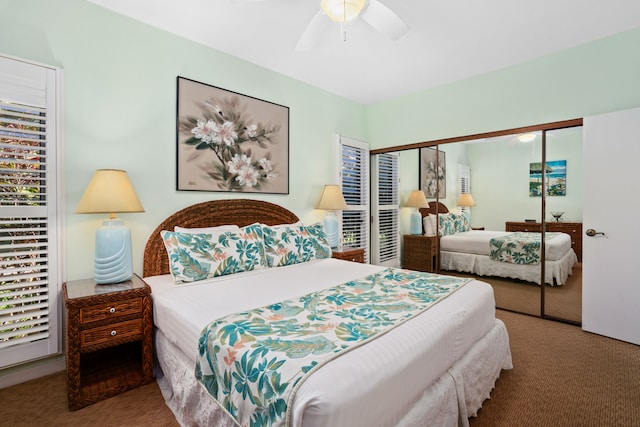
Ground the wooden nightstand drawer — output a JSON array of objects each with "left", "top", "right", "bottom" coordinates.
[
  {"left": 331, "top": 247, "right": 365, "bottom": 263},
  {"left": 80, "top": 319, "right": 143, "bottom": 349},
  {"left": 79, "top": 298, "right": 143, "bottom": 324},
  {"left": 64, "top": 275, "right": 153, "bottom": 410}
]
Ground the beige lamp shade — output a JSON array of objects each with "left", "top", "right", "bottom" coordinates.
[
  {"left": 76, "top": 169, "right": 145, "bottom": 218},
  {"left": 405, "top": 190, "right": 429, "bottom": 208},
  {"left": 316, "top": 184, "right": 348, "bottom": 211},
  {"left": 321, "top": 0, "right": 366, "bottom": 22},
  {"left": 457, "top": 193, "right": 476, "bottom": 207}
]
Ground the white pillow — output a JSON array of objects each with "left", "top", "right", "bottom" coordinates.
[
  {"left": 174, "top": 224, "right": 239, "bottom": 234},
  {"left": 423, "top": 214, "right": 437, "bottom": 236}
]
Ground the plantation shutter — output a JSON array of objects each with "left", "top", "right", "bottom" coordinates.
[
  {"left": 338, "top": 136, "right": 370, "bottom": 263},
  {"left": 458, "top": 164, "right": 471, "bottom": 213},
  {"left": 459, "top": 164, "right": 471, "bottom": 194},
  {"left": 371, "top": 153, "right": 400, "bottom": 266},
  {"left": 0, "top": 55, "right": 62, "bottom": 368}
]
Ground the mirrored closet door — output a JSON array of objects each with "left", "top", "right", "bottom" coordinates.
[{"left": 372, "top": 119, "right": 583, "bottom": 324}]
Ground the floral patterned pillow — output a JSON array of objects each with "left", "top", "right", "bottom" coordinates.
[
  {"left": 438, "top": 212, "right": 470, "bottom": 236},
  {"left": 261, "top": 223, "right": 332, "bottom": 267},
  {"left": 160, "top": 223, "right": 267, "bottom": 283}
]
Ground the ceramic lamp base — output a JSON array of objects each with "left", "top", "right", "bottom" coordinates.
[
  {"left": 410, "top": 209, "right": 423, "bottom": 235},
  {"left": 324, "top": 212, "right": 339, "bottom": 248},
  {"left": 94, "top": 218, "right": 133, "bottom": 284}
]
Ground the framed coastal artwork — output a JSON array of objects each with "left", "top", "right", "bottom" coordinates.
[
  {"left": 176, "top": 76, "right": 289, "bottom": 194},
  {"left": 419, "top": 147, "right": 446, "bottom": 198},
  {"left": 529, "top": 160, "right": 566, "bottom": 196}
]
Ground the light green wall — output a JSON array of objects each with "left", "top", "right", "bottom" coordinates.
[
  {"left": 0, "top": 0, "right": 366, "bottom": 280},
  {"left": 2, "top": 0, "right": 640, "bottom": 280},
  {"left": 366, "top": 26, "right": 640, "bottom": 149},
  {"left": 367, "top": 26, "right": 640, "bottom": 233},
  {"left": 466, "top": 129, "right": 583, "bottom": 231}
]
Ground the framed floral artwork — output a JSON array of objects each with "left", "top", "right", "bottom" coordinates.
[
  {"left": 419, "top": 147, "right": 446, "bottom": 198},
  {"left": 176, "top": 76, "right": 289, "bottom": 193}
]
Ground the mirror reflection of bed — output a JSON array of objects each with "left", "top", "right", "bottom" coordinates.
[
  {"left": 396, "top": 125, "right": 584, "bottom": 324},
  {"left": 420, "top": 199, "right": 582, "bottom": 324}
]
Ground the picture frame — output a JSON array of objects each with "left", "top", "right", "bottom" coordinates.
[
  {"left": 419, "top": 147, "right": 446, "bottom": 198},
  {"left": 529, "top": 160, "right": 566, "bottom": 196},
  {"left": 176, "top": 76, "right": 289, "bottom": 194}
]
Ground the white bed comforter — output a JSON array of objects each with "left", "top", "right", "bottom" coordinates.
[
  {"left": 440, "top": 230, "right": 572, "bottom": 261},
  {"left": 146, "top": 258, "right": 510, "bottom": 427}
]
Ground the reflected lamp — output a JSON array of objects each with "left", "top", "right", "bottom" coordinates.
[
  {"left": 456, "top": 193, "right": 476, "bottom": 208},
  {"left": 405, "top": 190, "right": 429, "bottom": 235},
  {"left": 316, "top": 184, "right": 348, "bottom": 248},
  {"left": 76, "top": 169, "right": 145, "bottom": 284}
]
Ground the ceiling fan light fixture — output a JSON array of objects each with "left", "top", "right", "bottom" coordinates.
[
  {"left": 321, "top": 0, "right": 367, "bottom": 23},
  {"left": 518, "top": 133, "right": 537, "bottom": 143}
]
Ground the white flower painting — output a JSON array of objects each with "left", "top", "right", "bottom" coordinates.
[
  {"left": 420, "top": 147, "right": 446, "bottom": 198},
  {"left": 177, "top": 77, "right": 289, "bottom": 194}
]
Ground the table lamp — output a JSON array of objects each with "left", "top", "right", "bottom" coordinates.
[
  {"left": 457, "top": 193, "right": 475, "bottom": 209},
  {"left": 316, "top": 184, "right": 348, "bottom": 248},
  {"left": 457, "top": 192, "right": 475, "bottom": 223},
  {"left": 406, "top": 190, "right": 428, "bottom": 235},
  {"left": 76, "top": 169, "right": 145, "bottom": 284}
]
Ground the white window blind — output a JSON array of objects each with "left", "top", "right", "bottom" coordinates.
[
  {"left": 338, "top": 136, "right": 370, "bottom": 263},
  {"left": 371, "top": 153, "right": 400, "bottom": 266},
  {"left": 0, "top": 55, "right": 61, "bottom": 368},
  {"left": 459, "top": 164, "right": 471, "bottom": 193},
  {"left": 458, "top": 164, "right": 471, "bottom": 212}
]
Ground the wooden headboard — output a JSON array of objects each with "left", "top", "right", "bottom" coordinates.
[
  {"left": 419, "top": 201, "right": 449, "bottom": 218},
  {"left": 417, "top": 201, "right": 449, "bottom": 234},
  {"left": 143, "top": 199, "right": 300, "bottom": 277}
]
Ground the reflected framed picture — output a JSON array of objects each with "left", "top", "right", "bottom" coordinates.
[
  {"left": 420, "top": 147, "right": 446, "bottom": 198},
  {"left": 530, "top": 160, "right": 566, "bottom": 196},
  {"left": 176, "top": 76, "right": 289, "bottom": 194}
]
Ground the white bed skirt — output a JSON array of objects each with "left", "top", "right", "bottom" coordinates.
[
  {"left": 154, "top": 319, "right": 512, "bottom": 427},
  {"left": 440, "top": 248, "right": 578, "bottom": 285}
]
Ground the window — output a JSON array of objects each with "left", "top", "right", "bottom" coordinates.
[
  {"left": 458, "top": 163, "right": 471, "bottom": 212},
  {"left": 338, "top": 135, "right": 370, "bottom": 263},
  {"left": 0, "top": 54, "right": 63, "bottom": 368},
  {"left": 371, "top": 153, "right": 400, "bottom": 266}
]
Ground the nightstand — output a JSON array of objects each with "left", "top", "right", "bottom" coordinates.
[
  {"left": 331, "top": 246, "right": 365, "bottom": 263},
  {"left": 403, "top": 235, "right": 438, "bottom": 273},
  {"left": 63, "top": 274, "right": 153, "bottom": 411}
]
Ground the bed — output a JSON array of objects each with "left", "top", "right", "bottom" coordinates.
[
  {"left": 420, "top": 202, "right": 578, "bottom": 285},
  {"left": 143, "top": 199, "right": 512, "bottom": 427}
]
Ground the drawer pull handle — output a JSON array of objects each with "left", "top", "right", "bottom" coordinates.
[
  {"left": 110, "top": 330, "right": 117, "bottom": 336},
  {"left": 109, "top": 307, "right": 116, "bottom": 314}
]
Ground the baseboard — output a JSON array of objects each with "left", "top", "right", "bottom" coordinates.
[{"left": 0, "top": 355, "right": 66, "bottom": 390}]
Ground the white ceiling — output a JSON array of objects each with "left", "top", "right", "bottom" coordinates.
[{"left": 89, "top": 0, "right": 640, "bottom": 105}]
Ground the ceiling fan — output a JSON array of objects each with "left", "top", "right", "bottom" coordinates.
[{"left": 236, "top": 0, "right": 409, "bottom": 51}]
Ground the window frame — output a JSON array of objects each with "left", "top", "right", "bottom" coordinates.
[
  {"left": 337, "top": 135, "right": 370, "bottom": 263},
  {"left": 0, "top": 53, "right": 64, "bottom": 368}
]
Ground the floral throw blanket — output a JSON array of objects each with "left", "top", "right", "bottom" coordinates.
[
  {"left": 195, "top": 268, "right": 471, "bottom": 427},
  {"left": 490, "top": 232, "right": 560, "bottom": 265}
]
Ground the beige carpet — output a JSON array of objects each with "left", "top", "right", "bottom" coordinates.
[
  {"left": 2, "top": 306, "right": 638, "bottom": 426},
  {"left": 471, "top": 310, "right": 640, "bottom": 426},
  {"left": 444, "top": 264, "right": 582, "bottom": 323}
]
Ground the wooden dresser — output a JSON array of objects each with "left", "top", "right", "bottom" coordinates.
[{"left": 505, "top": 221, "right": 582, "bottom": 261}]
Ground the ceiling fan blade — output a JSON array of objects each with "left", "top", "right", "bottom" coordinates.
[
  {"left": 361, "top": 0, "right": 408, "bottom": 41},
  {"left": 296, "top": 10, "right": 330, "bottom": 52}
]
